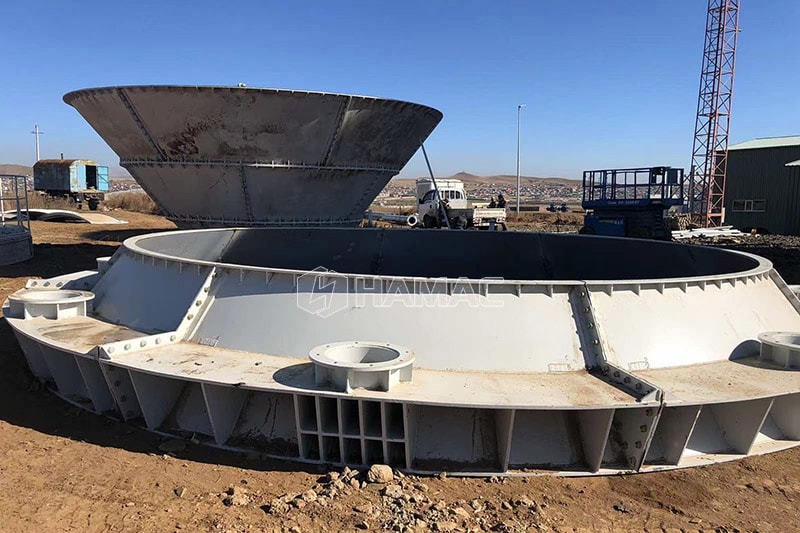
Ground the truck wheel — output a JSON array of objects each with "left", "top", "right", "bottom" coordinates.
[
  {"left": 578, "top": 226, "right": 596, "bottom": 235},
  {"left": 453, "top": 216, "right": 468, "bottom": 229},
  {"left": 423, "top": 214, "right": 437, "bottom": 228},
  {"left": 499, "top": 222, "right": 508, "bottom": 231},
  {"left": 87, "top": 198, "right": 100, "bottom": 211}
]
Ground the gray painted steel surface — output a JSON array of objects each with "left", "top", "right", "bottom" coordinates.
[
  {"left": 6, "top": 228, "right": 800, "bottom": 475},
  {"left": 0, "top": 226, "right": 32, "bottom": 265},
  {"left": 63, "top": 86, "right": 442, "bottom": 227},
  {"left": 724, "top": 142, "right": 800, "bottom": 234}
]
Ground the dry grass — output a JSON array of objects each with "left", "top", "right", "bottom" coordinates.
[
  {"left": 25, "top": 193, "right": 75, "bottom": 210},
  {"left": 506, "top": 210, "right": 584, "bottom": 226},
  {"left": 26, "top": 191, "right": 161, "bottom": 215},
  {"left": 103, "top": 191, "right": 161, "bottom": 215},
  {"left": 368, "top": 204, "right": 416, "bottom": 215}
]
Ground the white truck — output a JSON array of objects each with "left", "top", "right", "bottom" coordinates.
[{"left": 414, "top": 178, "right": 507, "bottom": 230}]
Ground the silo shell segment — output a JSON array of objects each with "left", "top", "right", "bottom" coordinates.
[
  {"left": 7, "top": 229, "right": 800, "bottom": 475},
  {"left": 63, "top": 86, "right": 443, "bottom": 227}
]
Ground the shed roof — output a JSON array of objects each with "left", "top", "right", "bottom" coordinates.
[
  {"left": 728, "top": 136, "right": 800, "bottom": 151},
  {"left": 34, "top": 159, "right": 81, "bottom": 168},
  {"left": 33, "top": 159, "right": 100, "bottom": 168}
]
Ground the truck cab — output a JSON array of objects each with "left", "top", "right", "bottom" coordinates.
[{"left": 415, "top": 178, "right": 507, "bottom": 230}]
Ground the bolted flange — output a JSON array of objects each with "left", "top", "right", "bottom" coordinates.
[{"left": 309, "top": 341, "right": 414, "bottom": 393}]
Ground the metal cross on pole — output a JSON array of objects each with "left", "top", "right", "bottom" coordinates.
[{"left": 31, "top": 123, "right": 44, "bottom": 161}]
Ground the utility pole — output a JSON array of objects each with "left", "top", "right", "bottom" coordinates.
[
  {"left": 31, "top": 123, "right": 44, "bottom": 161},
  {"left": 516, "top": 104, "right": 526, "bottom": 214}
]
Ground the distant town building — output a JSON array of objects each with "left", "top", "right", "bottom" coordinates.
[
  {"left": 379, "top": 176, "right": 581, "bottom": 205},
  {"left": 724, "top": 136, "right": 800, "bottom": 234}
]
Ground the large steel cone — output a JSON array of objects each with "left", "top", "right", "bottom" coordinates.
[{"left": 64, "top": 86, "right": 442, "bottom": 227}]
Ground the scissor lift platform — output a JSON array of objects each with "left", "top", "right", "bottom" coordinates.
[{"left": 580, "top": 166, "right": 685, "bottom": 239}]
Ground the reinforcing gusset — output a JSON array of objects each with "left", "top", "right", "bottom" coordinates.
[
  {"left": 96, "top": 266, "right": 219, "bottom": 360},
  {"left": 570, "top": 284, "right": 663, "bottom": 404}
]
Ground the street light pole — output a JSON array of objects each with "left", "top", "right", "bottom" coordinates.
[{"left": 516, "top": 104, "right": 526, "bottom": 214}]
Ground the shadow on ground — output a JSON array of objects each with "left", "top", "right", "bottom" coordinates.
[
  {"left": 0, "top": 323, "right": 323, "bottom": 476},
  {"left": 1, "top": 243, "right": 119, "bottom": 279},
  {"left": 0, "top": 242, "right": 322, "bottom": 476},
  {"left": 80, "top": 226, "right": 175, "bottom": 243}
]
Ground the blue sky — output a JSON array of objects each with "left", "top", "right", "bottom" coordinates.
[{"left": 1, "top": 0, "right": 797, "bottom": 179}]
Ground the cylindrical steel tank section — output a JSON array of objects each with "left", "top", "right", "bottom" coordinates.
[
  {"left": 63, "top": 86, "right": 443, "bottom": 228},
  {"left": 7, "top": 228, "right": 800, "bottom": 475}
]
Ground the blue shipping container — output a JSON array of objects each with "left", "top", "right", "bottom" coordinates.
[{"left": 33, "top": 159, "right": 110, "bottom": 193}]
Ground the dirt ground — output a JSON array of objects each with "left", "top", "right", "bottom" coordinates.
[{"left": 1, "top": 212, "right": 800, "bottom": 532}]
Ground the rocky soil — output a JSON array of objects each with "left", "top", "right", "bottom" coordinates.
[
  {"left": 1, "top": 213, "right": 800, "bottom": 532},
  {"left": 712, "top": 234, "right": 800, "bottom": 283}
]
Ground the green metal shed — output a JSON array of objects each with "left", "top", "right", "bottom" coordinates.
[{"left": 724, "top": 136, "right": 800, "bottom": 234}]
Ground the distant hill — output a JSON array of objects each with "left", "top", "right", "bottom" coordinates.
[
  {"left": 393, "top": 172, "right": 579, "bottom": 187},
  {"left": 0, "top": 164, "right": 33, "bottom": 176}
]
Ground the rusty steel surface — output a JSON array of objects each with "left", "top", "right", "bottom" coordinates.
[{"left": 64, "top": 86, "right": 443, "bottom": 227}]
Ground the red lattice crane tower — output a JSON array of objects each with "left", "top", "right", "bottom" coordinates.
[{"left": 689, "top": 0, "right": 740, "bottom": 227}]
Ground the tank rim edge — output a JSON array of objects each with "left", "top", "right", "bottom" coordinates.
[
  {"left": 62, "top": 84, "right": 444, "bottom": 118},
  {"left": 121, "top": 227, "right": 775, "bottom": 287}
]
